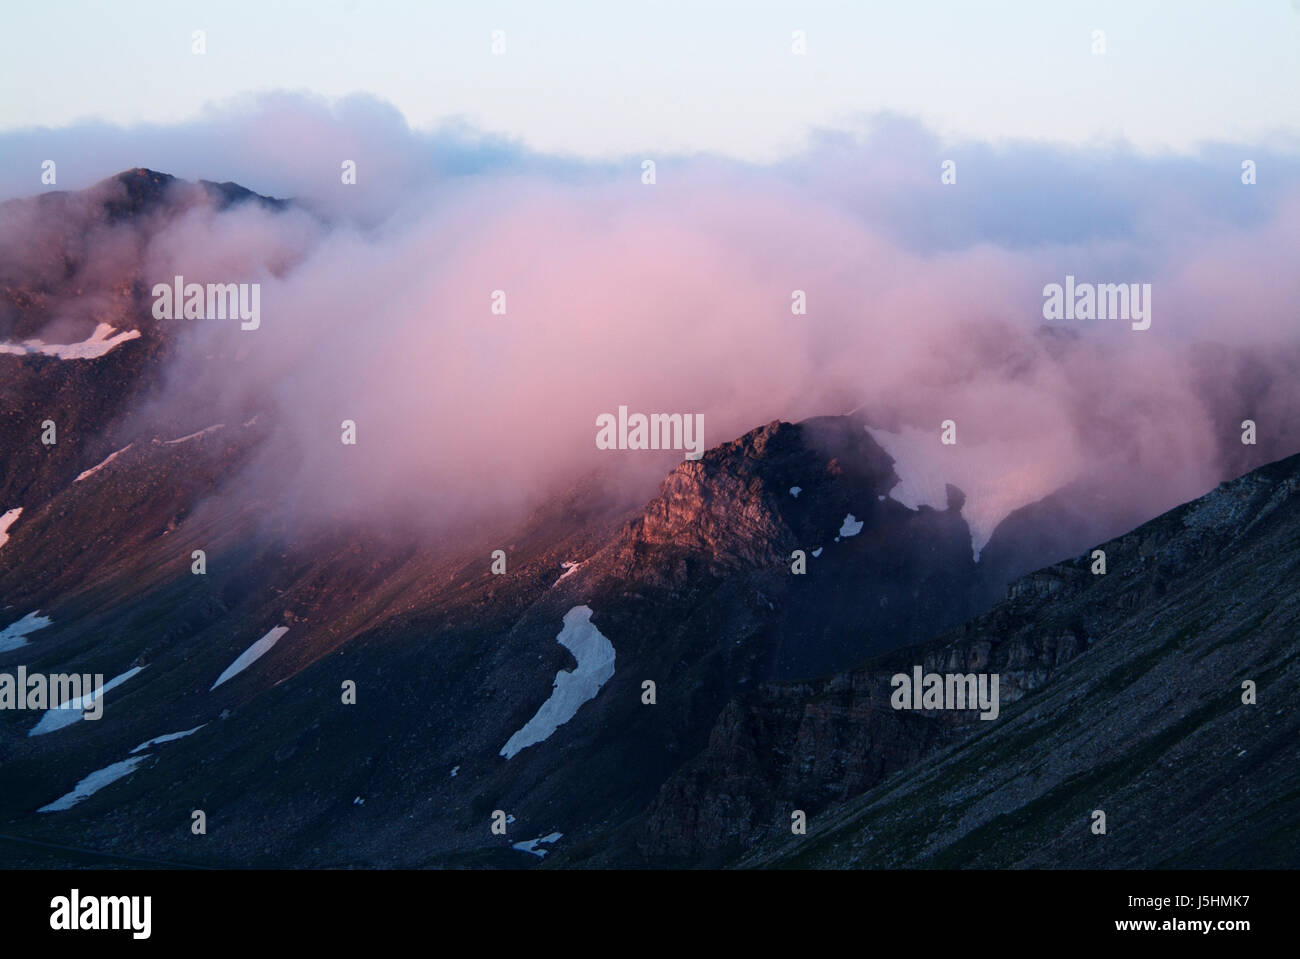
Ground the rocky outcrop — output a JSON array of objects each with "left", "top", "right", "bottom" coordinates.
[
  {"left": 639, "top": 603, "right": 1088, "bottom": 860},
  {"left": 636, "top": 451, "right": 1300, "bottom": 868}
]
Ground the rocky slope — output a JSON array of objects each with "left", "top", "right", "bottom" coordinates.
[
  {"left": 3, "top": 170, "right": 1293, "bottom": 870},
  {"left": 633, "top": 452, "right": 1300, "bottom": 868},
  {"left": 0, "top": 405, "right": 1013, "bottom": 867}
]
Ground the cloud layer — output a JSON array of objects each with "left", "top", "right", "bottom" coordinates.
[{"left": 4, "top": 94, "right": 1299, "bottom": 546}]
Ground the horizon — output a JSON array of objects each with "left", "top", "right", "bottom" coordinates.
[{"left": 3, "top": 1, "right": 1300, "bottom": 163}]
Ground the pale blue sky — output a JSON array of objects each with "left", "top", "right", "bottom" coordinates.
[{"left": 2, "top": 0, "right": 1298, "bottom": 159}]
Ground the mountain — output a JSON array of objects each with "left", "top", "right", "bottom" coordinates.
[
  {"left": 635, "top": 452, "right": 1300, "bottom": 868},
  {"left": 0, "top": 168, "right": 289, "bottom": 515},
  {"left": 0, "top": 405, "right": 1031, "bottom": 866},
  {"left": 1, "top": 171, "right": 1294, "bottom": 869}
]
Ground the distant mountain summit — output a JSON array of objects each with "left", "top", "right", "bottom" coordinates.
[{"left": 90, "top": 167, "right": 288, "bottom": 220}]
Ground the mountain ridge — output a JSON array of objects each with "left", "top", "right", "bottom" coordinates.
[
  {"left": 626, "top": 452, "right": 1300, "bottom": 868},
  {"left": 1, "top": 171, "right": 1295, "bottom": 869}
]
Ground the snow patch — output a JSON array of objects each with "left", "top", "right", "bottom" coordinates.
[
  {"left": 0, "top": 507, "right": 21, "bottom": 550},
  {"left": 130, "top": 725, "right": 205, "bottom": 754},
  {"left": 28, "top": 666, "right": 147, "bottom": 736},
  {"left": 552, "top": 560, "right": 583, "bottom": 587},
  {"left": 163, "top": 424, "right": 224, "bottom": 445},
  {"left": 512, "top": 832, "right": 563, "bottom": 858},
  {"left": 39, "top": 718, "right": 205, "bottom": 811},
  {"left": 500, "top": 606, "right": 615, "bottom": 759},
  {"left": 838, "top": 514, "right": 864, "bottom": 537},
  {"left": 450, "top": 766, "right": 459, "bottom": 778},
  {"left": 75, "top": 445, "right": 132, "bottom": 482},
  {"left": 37, "top": 755, "right": 151, "bottom": 812},
  {"left": 0, "top": 323, "right": 141, "bottom": 360},
  {"left": 789, "top": 486, "right": 802, "bottom": 498},
  {"left": 210, "top": 626, "right": 289, "bottom": 690},
  {"left": 811, "top": 547, "right": 823, "bottom": 558},
  {"left": 0, "top": 611, "right": 52, "bottom": 653}
]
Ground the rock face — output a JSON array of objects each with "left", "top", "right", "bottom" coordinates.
[
  {"left": 637, "top": 617, "right": 1088, "bottom": 862},
  {"left": 596, "top": 415, "right": 1004, "bottom": 680},
  {"left": 634, "top": 452, "right": 1300, "bottom": 869}
]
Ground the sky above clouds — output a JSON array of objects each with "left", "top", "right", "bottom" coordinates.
[{"left": 1, "top": 0, "right": 1299, "bottom": 161}]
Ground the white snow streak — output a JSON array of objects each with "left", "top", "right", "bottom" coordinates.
[
  {"left": 131, "top": 725, "right": 206, "bottom": 753},
  {"left": 28, "top": 666, "right": 147, "bottom": 736},
  {"left": 500, "top": 606, "right": 615, "bottom": 759},
  {"left": 37, "top": 719, "right": 206, "bottom": 812},
  {"left": 0, "top": 323, "right": 141, "bottom": 360},
  {"left": 75, "top": 444, "right": 133, "bottom": 482},
  {"left": 552, "top": 561, "right": 583, "bottom": 587},
  {"left": 512, "top": 832, "right": 563, "bottom": 858},
  {"left": 163, "top": 424, "right": 225, "bottom": 445},
  {"left": 0, "top": 611, "right": 52, "bottom": 653},
  {"left": 210, "top": 626, "right": 289, "bottom": 690},
  {"left": 37, "top": 756, "right": 151, "bottom": 812},
  {"left": 0, "top": 507, "right": 21, "bottom": 549}
]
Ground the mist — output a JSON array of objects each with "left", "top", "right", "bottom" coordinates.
[{"left": 4, "top": 93, "right": 1300, "bottom": 547}]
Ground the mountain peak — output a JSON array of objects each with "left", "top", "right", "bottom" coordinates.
[
  {"left": 618, "top": 415, "right": 900, "bottom": 576},
  {"left": 90, "top": 168, "right": 288, "bottom": 219}
]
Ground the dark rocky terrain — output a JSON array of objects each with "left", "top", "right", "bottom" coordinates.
[
  {"left": 0, "top": 171, "right": 1294, "bottom": 869},
  {"left": 633, "top": 454, "right": 1300, "bottom": 868}
]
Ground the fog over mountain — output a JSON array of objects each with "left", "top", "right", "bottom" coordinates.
[
  {"left": 0, "top": 87, "right": 1297, "bottom": 878},
  {"left": 3, "top": 94, "right": 1298, "bottom": 551}
]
